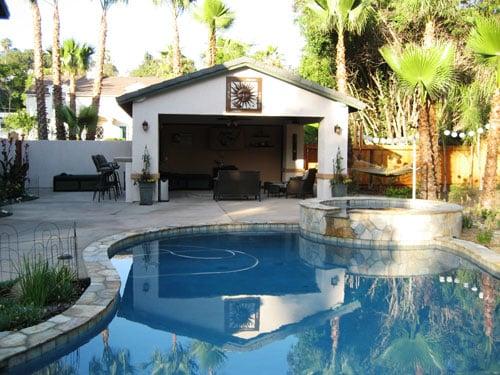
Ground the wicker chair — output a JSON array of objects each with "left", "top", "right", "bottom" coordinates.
[{"left": 285, "top": 168, "right": 317, "bottom": 199}]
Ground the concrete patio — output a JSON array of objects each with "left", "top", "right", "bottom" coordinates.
[{"left": 1, "top": 189, "right": 301, "bottom": 250}]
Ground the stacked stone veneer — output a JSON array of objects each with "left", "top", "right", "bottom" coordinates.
[{"left": 300, "top": 197, "right": 463, "bottom": 246}]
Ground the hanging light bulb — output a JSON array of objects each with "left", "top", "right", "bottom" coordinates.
[
  {"left": 477, "top": 127, "right": 484, "bottom": 134},
  {"left": 380, "top": 138, "right": 387, "bottom": 144},
  {"left": 485, "top": 123, "right": 490, "bottom": 130},
  {"left": 459, "top": 132, "right": 466, "bottom": 139},
  {"left": 467, "top": 130, "right": 475, "bottom": 137},
  {"left": 451, "top": 131, "right": 458, "bottom": 138},
  {"left": 444, "top": 129, "right": 451, "bottom": 136},
  {"left": 373, "top": 137, "right": 380, "bottom": 144}
]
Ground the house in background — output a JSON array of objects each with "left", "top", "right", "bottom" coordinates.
[{"left": 26, "top": 76, "right": 162, "bottom": 140}]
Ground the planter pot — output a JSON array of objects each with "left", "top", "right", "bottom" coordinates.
[
  {"left": 138, "top": 181, "right": 155, "bottom": 205},
  {"left": 331, "top": 183, "right": 348, "bottom": 197}
]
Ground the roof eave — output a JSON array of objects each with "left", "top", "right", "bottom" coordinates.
[{"left": 116, "top": 58, "right": 366, "bottom": 115}]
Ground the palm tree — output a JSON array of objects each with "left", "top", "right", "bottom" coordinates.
[
  {"left": 392, "top": 0, "right": 459, "bottom": 47},
  {"left": 153, "top": 0, "right": 194, "bottom": 77},
  {"left": 190, "top": 341, "right": 226, "bottom": 375},
  {"left": 380, "top": 42, "right": 455, "bottom": 200},
  {"left": 61, "top": 39, "right": 94, "bottom": 139},
  {"left": 378, "top": 333, "right": 443, "bottom": 374},
  {"left": 306, "top": 0, "right": 374, "bottom": 94},
  {"left": 468, "top": 16, "right": 499, "bottom": 209},
  {"left": 29, "top": 0, "right": 48, "bottom": 140},
  {"left": 91, "top": 0, "right": 128, "bottom": 140},
  {"left": 51, "top": 0, "right": 65, "bottom": 140},
  {"left": 144, "top": 345, "right": 197, "bottom": 374},
  {"left": 57, "top": 105, "right": 98, "bottom": 140},
  {"left": 193, "top": 0, "right": 234, "bottom": 67}
]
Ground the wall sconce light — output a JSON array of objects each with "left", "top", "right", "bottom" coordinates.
[
  {"left": 142, "top": 121, "right": 149, "bottom": 132},
  {"left": 334, "top": 125, "right": 342, "bottom": 135}
]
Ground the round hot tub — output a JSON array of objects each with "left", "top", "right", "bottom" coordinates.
[{"left": 300, "top": 197, "right": 463, "bottom": 246}]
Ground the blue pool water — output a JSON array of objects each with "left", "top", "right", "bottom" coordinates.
[{"left": 17, "top": 232, "right": 500, "bottom": 374}]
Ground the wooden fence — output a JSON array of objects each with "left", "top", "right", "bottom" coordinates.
[{"left": 304, "top": 143, "right": 500, "bottom": 189}]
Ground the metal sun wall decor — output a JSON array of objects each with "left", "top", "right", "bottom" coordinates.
[{"left": 226, "top": 77, "right": 262, "bottom": 112}]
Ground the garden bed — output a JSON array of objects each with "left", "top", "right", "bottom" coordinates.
[{"left": 0, "top": 264, "right": 89, "bottom": 332}]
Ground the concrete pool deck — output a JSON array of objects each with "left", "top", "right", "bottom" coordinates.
[{"left": 1, "top": 189, "right": 301, "bottom": 249}]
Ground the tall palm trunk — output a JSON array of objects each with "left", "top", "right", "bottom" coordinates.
[
  {"left": 69, "top": 76, "right": 77, "bottom": 114},
  {"left": 90, "top": 8, "right": 107, "bottom": 140},
  {"left": 481, "top": 272, "right": 495, "bottom": 341},
  {"left": 480, "top": 88, "right": 499, "bottom": 208},
  {"left": 52, "top": 0, "right": 65, "bottom": 140},
  {"left": 418, "top": 99, "right": 439, "bottom": 200},
  {"left": 428, "top": 102, "right": 442, "bottom": 192},
  {"left": 330, "top": 317, "right": 340, "bottom": 372},
  {"left": 170, "top": 4, "right": 182, "bottom": 76},
  {"left": 208, "top": 26, "right": 216, "bottom": 66},
  {"left": 31, "top": 0, "right": 48, "bottom": 140},
  {"left": 423, "top": 19, "right": 435, "bottom": 48},
  {"left": 336, "top": 29, "right": 348, "bottom": 94}
]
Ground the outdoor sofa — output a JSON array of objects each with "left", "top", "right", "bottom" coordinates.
[{"left": 213, "top": 170, "right": 261, "bottom": 201}]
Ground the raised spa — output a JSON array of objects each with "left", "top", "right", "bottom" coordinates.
[{"left": 300, "top": 197, "right": 463, "bottom": 245}]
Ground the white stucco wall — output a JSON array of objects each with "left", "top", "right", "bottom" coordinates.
[
  {"left": 129, "top": 68, "right": 349, "bottom": 202},
  {"left": 26, "top": 140, "right": 131, "bottom": 188}
]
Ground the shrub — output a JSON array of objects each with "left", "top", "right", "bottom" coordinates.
[
  {"left": 385, "top": 186, "right": 412, "bottom": 198},
  {"left": 462, "top": 215, "right": 473, "bottom": 229},
  {"left": 476, "top": 229, "right": 493, "bottom": 245},
  {"left": 448, "top": 184, "right": 479, "bottom": 205},
  {"left": 0, "top": 138, "right": 29, "bottom": 201},
  {"left": 16, "top": 257, "right": 77, "bottom": 307},
  {"left": 0, "top": 300, "right": 43, "bottom": 331}
]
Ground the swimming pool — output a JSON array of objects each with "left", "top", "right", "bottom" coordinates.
[{"left": 14, "top": 231, "right": 499, "bottom": 374}]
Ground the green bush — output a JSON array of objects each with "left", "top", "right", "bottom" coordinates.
[
  {"left": 448, "top": 184, "right": 479, "bottom": 205},
  {"left": 384, "top": 186, "right": 412, "bottom": 198},
  {"left": 476, "top": 229, "right": 493, "bottom": 245},
  {"left": 0, "top": 299, "right": 43, "bottom": 331},
  {"left": 462, "top": 215, "right": 473, "bottom": 229},
  {"left": 17, "top": 257, "right": 77, "bottom": 307}
]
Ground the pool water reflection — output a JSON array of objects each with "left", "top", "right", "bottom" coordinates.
[{"left": 25, "top": 232, "right": 499, "bottom": 374}]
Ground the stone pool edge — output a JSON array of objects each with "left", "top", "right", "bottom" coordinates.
[
  {"left": 0, "top": 222, "right": 299, "bottom": 370},
  {"left": 0, "top": 221, "right": 498, "bottom": 370}
]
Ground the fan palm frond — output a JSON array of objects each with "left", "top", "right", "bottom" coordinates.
[{"left": 380, "top": 42, "right": 455, "bottom": 101}]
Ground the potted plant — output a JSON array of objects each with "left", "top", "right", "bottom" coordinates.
[
  {"left": 134, "top": 146, "right": 157, "bottom": 205},
  {"left": 330, "top": 147, "right": 351, "bottom": 197}
]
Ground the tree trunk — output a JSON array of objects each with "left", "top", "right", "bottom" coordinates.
[
  {"left": 31, "top": 0, "right": 48, "bottom": 140},
  {"left": 418, "top": 99, "right": 439, "bottom": 200},
  {"left": 480, "top": 88, "right": 499, "bottom": 209},
  {"left": 69, "top": 76, "right": 77, "bottom": 114},
  {"left": 423, "top": 19, "right": 435, "bottom": 48},
  {"left": 90, "top": 8, "right": 107, "bottom": 140},
  {"left": 330, "top": 317, "right": 339, "bottom": 372},
  {"left": 335, "top": 29, "right": 348, "bottom": 94},
  {"left": 52, "top": 0, "right": 65, "bottom": 140},
  {"left": 208, "top": 27, "right": 216, "bottom": 67},
  {"left": 68, "top": 75, "right": 77, "bottom": 140},
  {"left": 481, "top": 272, "right": 495, "bottom": 341},
  {"left": 428, "top": 102, "right": 442, "bottom": 195},
  {"left": 170, "top": 4, "right": 181, "bottom": 76}
]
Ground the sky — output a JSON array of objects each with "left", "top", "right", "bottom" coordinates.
[{"left": 0, "top": 0, "right": 305, "bottom": 75}]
